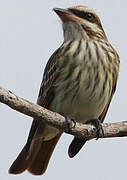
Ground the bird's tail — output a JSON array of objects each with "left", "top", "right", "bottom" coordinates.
[
  {"left": 9, "top": 133, "right": 62, "bottom": 175},
  {"left": 68, "top": 137, "right": 87, "bottom": 158}
]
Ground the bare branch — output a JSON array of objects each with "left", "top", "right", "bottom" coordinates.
[{"left": 0, "top": 86, "right": 127, "bottom": 140}]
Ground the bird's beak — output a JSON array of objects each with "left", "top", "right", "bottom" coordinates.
[
  {"left": 53, "top": 8, "right": 76, "bottom": 23},
  {"left": 53, "top": 8, "right": 72, "bottom": 15}
]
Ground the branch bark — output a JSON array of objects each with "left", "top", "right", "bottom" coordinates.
[{"left": 0, "top": 86, "right": 127, "bottom": 140}]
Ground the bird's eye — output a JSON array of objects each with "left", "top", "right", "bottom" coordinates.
[
  {"left": 84, "top": 13, "right": 94, "bottom": 20},
  {"left": 69, "top": 9, "right": 95, "bottom": 22}
]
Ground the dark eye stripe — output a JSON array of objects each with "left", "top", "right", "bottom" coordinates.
[
  {"left": 69, "top": 9, "right": 102, "bottom": 29},
  {"left": 69, "top": 9, "right": 94, "bottom": 21}
]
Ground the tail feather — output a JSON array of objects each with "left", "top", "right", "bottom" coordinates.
[
  {"left": 9, "top": 134, "right": 62, "bottom": 175},
  {"left": 9, "top": 145, "right": 29, "bottom": 174},
  {"left": 28, "top": 134, "right": 61, "bottom": 175},
  {"left": 68, "top": 137, "right": 87, "bottom": 158}
]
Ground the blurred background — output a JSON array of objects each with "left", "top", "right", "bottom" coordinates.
[{"left": 0, "top": 0, "right": 127, "bottom": 179}]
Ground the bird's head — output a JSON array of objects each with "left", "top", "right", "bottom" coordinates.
[{"left": 53, "top": 6, "right": 107, "bottom": 42}]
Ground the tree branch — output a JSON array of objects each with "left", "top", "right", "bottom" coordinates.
[{"left": 0, "top": 86, "right": 127, "bottom": 140}]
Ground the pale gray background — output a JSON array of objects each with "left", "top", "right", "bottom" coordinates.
[{"left": 0, "top": 0, "right": 127, "bottom": 179}]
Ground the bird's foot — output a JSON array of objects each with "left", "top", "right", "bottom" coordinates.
[
  {"left": 65, "top": 116, "right": 76, "bottom": 132},
  {"left": 86, "top": 119, "right": 104, "bottom": 139}
]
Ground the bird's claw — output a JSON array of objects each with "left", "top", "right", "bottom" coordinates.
[
  {"left": 65, "top": 116, "right": 76, "bottom": 132},
  {"left": 86, "top": 119, "right": 104, "bottom": 139}
]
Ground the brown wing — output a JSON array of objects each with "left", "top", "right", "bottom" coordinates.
[
  {"left": 26, "top": 47, "right": 62, "bottom": 150},
  {"left": 99, "top": 85, "right": 116, "bottom": 123},
  {"left": 9, "top": 47, "right": 63, "bottom": 175}
]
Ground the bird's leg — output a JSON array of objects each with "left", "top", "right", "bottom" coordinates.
[
  {"left": 64, "top": 116, "right": 76, "bottom": 132},
  {"left": 86, "top": 119, "right": 104, "bottom": 139}
]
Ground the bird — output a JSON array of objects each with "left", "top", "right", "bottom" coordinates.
[{"left": 9, "top": 5, "right": 120, "bottom": 175}]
